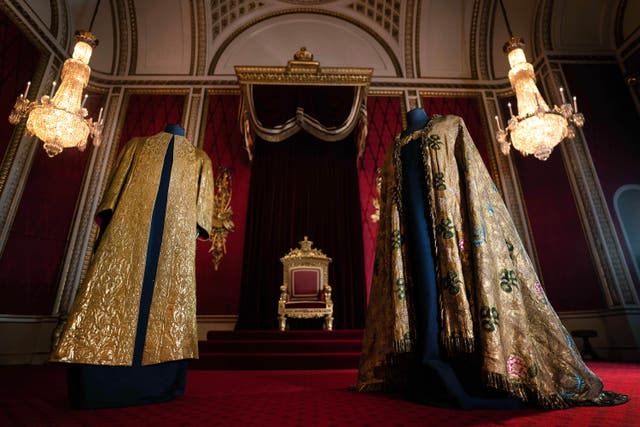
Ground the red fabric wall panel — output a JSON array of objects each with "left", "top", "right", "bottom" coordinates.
[
  {"left": 513, "top": 153, "right": 605, "bottom": 310},
  {"left": 0, "top": 94, "right": 104, "bottom": 315},
  {"left": 197, "top": 94, "right": 251, "bottom": 314},
  {"left": 0, "top": 10, "right": 40, "bottom": 162},
  {"left": 117, "top": 94, "right": 186, "bottom": 152},
  {"left": 358, "top": 96, "right": 402, "bottom": 299},
  {"left": 562, "top": 63, "right": 640, "bottom": 295}
]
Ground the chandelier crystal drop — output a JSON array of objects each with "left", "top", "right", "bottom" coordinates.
[
  {"left": 9, "top": 31, "right": 103, "bottom": 157},
  {"left": 495, "top": 37, "right": 584, "bottom": 161}
]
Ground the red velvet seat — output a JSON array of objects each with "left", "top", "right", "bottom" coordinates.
[{"left": 278, "top": 237, "right": 333, "bottom": 331}]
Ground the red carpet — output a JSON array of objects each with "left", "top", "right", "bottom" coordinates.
[
  {"left": 0, "top": 362, "right": 637, "bottom": 426},
  {"left": 193, "top": 330, "right": 363, "bottom": 370}
]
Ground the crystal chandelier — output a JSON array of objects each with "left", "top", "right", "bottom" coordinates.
[
  {"left": 8, "top": 5, "right": 103, "bottom": 157},
  {"left": 493, "top": 1, "right": 584, "bottom": 161}
]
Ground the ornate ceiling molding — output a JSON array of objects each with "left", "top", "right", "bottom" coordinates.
[
  {"left": 347, "top": 0, "right": 401, "bottom": 42},
  {"left": 403, "top": 0, "right": 415, "bottom": 79},
  {"left": 211, "top": 0, "right": 266, "bottom": 40},
  {"left": 114, "top": 0, "right": 129, "bottom": 75},
  {"left": 468, "top": 0, "right": 481, "bottom": 80},
  {"left": 208, "top": 8, "right": 402, "bottom": 77},
  {"left": 194, "top": 0, "right": 207, "bottom": 75},
  {"left": 126, "top": 0, "right": 137, "bottom": 74}
]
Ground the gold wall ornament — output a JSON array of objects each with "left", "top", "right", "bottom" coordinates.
[
  {"left": 8, "top": 30, "right": 104, "bottom": 157},
  {"left": 371, "top": 167, "right": 382, "bottom": 223},
  {"left": 209, "top": 167, "right": 234, "bottom": 270}
]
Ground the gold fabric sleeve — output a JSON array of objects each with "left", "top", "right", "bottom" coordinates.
[{"left": 195, "top": 149, "right": 214, "bottom": 239}]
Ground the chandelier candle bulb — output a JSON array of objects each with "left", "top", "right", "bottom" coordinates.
[
  {"left": 97, "top": 107, "right": 103, "bottom": 123},
  {"left": 494, "top": 115, "right": 503, "bottom": 131},
  {"left": 81, "top": 94, "right": 88, "bottom": 109},
  {"left": 23, "top": 81, "right": 31, "bottom": 98},
  {"left": 559, "top": 87, "right": 566, "bottom": 104},
  {"left": 49, "top": 81, "right": 57, "bottom": 98},
  {"left": 507, "top": 102, "right": 514, "bottom": 118},
  {"left": 573, "top": 96, "right": 578, "bottom": 112}
]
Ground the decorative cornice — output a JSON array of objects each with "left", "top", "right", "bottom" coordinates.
[
  {"left": 234, "top": 64, "right": 373, "bottom": 86},
  {"left": 208, "top": 8, "right": 402, "bottom": 78},
  {"left": 368, "top": 89, "right": 403, "bottom": 97},
  {"left": 205, "top": 88, "right": 241, "bottom": 95}
]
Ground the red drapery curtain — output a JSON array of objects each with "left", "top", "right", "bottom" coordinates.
[
  {"left": 236, "top": 132, "right": 366, "bottom": 330},
  {"left": 236, "top": 84, "right": 367, "bottom": 329}
]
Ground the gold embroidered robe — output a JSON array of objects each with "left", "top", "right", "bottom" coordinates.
[
  {"left": 357, "top": 115, "right": 604, "bottom": 408},
  {"left": 52, "top": 131, "right": 214, "bottom": 366}
]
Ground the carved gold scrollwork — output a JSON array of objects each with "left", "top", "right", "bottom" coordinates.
[
  {"left": 209, "top": 167, "right": 234, "bottom": 270},
  {"left": 371, "top": 167, "right": 382, "bottom": 223}
]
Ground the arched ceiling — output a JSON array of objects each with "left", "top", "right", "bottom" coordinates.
[{"left": 40, "top": 0, "right": 637, "bottom": 82}]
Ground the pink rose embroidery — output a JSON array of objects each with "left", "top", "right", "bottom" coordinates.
[
  {"left": 507, "top": 355, "right": 526, "bottom": 379},
  {"left": 533, "top": 281, "right": 545, "bottom": 298}
]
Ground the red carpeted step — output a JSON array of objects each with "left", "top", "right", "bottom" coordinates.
[
  {"left": 198, "top": 338, "right": 362, "bottom": 353},
  {"left": 190, "top": 352, "right": 362, "bottom": 370},
  {"left": 197, "top": 329, "right": 364, "bottom": 370},
  {"left": 205, "top": 329, "right": 364, "bottom": 341}
]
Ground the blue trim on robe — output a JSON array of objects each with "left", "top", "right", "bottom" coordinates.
[{"left": 400, "top": 112, "right": 522, "bottom": 409}]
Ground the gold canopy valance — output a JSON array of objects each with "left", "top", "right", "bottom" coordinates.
[{"left": 235, "top": 47, "right": 373, "bottom": 160}]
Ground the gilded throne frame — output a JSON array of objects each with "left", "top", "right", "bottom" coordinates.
[{"left": 278, "top": 237, "right": 333, "bottom": 331}]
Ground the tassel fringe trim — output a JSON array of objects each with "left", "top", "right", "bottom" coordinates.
[{"left": 483, "top": 371, "right": 568, "bottom": 409}]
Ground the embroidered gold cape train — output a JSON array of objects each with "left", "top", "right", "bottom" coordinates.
[
  {"left": 52, "top": 131, "right": 214, "bottom": 366},
  {"left": 357, "top": 115, "right": 604, "bottom": 408}
]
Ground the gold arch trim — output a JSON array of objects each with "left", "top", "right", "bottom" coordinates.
[{"left": 208, "top": 8, "right": 402, "bottom": 77}]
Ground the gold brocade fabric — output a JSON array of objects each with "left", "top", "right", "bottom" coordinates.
[
  {"left": 51, "top": 132, "right": 214, "bottom": 366},
  {"left": 357, "top": 115, "right": 603, "bottom": 408}
]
